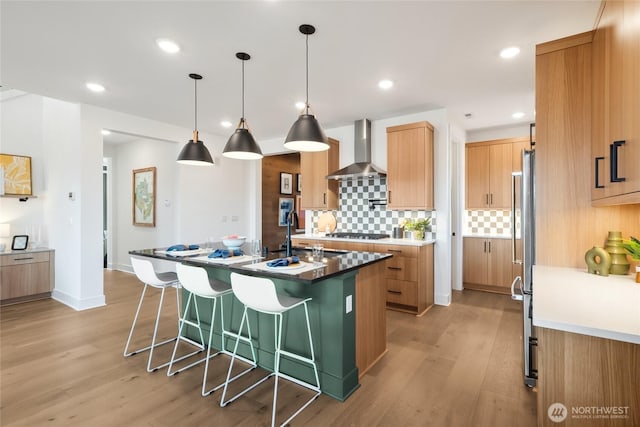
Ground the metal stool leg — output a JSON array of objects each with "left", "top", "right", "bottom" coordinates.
[
  {"left": 167, "top": 292, "right": 208, "bottom": 376},
  {"left": 220, "top": 306, "right": 271, "bottom": 407}
]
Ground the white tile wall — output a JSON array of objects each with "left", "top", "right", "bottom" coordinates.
[{"left": 463, "top": 209, "right": 520, "bottom": 237}]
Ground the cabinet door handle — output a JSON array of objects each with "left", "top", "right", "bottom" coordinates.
[
  {"left": 387, "top": 266, "right": 402, "bottom": 271},
  {"left": 323, "top": 193, "right": 327, "bottom": 205},
  {"left": 485, "top": 194, "right": 489, "bottom": 205},
  {"left": 387, "top": 249, "right": 402, "bottom": 253},
  {"left": 484, "top": 241, "right": 487, "bottom": 252},
  {"left": 595, "top": 156, "right": 605, "bottom": 189},
  {"left": 388, "top": 290, "right": 402, "bottom": 295},
  {"left": 610, "top": 140, "right": 626, "bottom": 183},
  {"left": 14, "top": 257, "right": 34, "bottom": 261},
  {"left": 388, "top": 191, "right": 392, "bottom": 204},
  {"left": 490, "top": 193, "right": 493, "bottom": 205}
]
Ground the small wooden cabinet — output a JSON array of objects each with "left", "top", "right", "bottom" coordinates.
[
  {"left": 300, "top": 137, "right": 340, "bottom": 210},
  {"left": 463, "top": 237, "right": 513, "bottom": 294},
  {"left": 591, "top": 0, "right": 640, "bottom": 205},
  {"left": 386, "top": 121, "right": 434, "bottom": 210},
  {"left": 0, "top": 250, "right": 55, "bottom": 305},
  {"left": 466, "top": 140, "right": 514, "bottom": 209}
]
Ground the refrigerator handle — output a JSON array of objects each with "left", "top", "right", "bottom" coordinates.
[
  {"left": 511, "top": 172, "right": 523, "bottom": 265},
  {"left": 510, "top": 276, "right": 523, "bottom": 301}
]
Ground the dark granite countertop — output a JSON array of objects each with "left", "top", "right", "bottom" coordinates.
[{"left": 129, "top": 245, "right": 392, "bottom": 284}]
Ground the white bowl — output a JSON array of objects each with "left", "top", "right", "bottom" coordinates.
[{"left": 222, "top": 236, "right": 246, "bottom": 249}]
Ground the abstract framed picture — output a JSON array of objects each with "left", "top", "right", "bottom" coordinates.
[
  {"left": 132, "top": 167, "right": 156, "bottom": 227},
  {"left": 278, "top": 197, "right": 294, "bottom": 227},
  {"left": 0, "top": 154, "right": 32, "bottom": 196},
  {"left": 280, "top": 172, "right": 293, "bottom": 195}
]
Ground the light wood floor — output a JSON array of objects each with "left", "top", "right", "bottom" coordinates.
[{"left": 1, "top": 270, "right": 536, "bottom": 426}]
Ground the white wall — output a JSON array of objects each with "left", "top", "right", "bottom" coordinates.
[{"left": 467, "top": 122, "right": 531, "bottom": 143}]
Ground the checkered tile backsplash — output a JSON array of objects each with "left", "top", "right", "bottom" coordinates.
[
  {"left": 304, "top": 176, "right": 436, "bottom": 240},
  {"left": 463, "top": 209, "right": 519, "bottom": 237}
]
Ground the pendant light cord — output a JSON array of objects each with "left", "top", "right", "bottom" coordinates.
[
  {"left": 194, "top": 78, "right": 198, "bottom": 131},
  {"left": 305, "top": 32, "right": 309, "bottom": 115},
  {"left": 241, "top": 58, "right": 245, "bottom": 128}
]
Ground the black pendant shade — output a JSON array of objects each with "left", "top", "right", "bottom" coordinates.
[
  {"left": 177, "top": 132, "right": 214, "bottom": 165},
  {"left": 222, "top": 52, "right": 263, "bottom": 160},
  {"left": 177, "top": 73, "right": 214, "bottom": 166},
  {"left": 284, "top": 113, "right": 328, "bottom": 152},
  {"left": 284, "top": 24, "right": 329, "bottom": 152}
]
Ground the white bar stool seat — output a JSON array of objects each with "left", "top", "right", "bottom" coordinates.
[
  {"left": 221, "top": 272, "right": 321, "bottom": 427},
  {"left": 167, "top": 263, "right": 257, "bottom": 396},
  {"left": 124, "top": 257, "right": 181, "bottom": 372}
]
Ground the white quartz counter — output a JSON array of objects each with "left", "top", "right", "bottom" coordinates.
[
  {"left": 533, "top": 265, "right": 640, "bottom": 344},
  {"left": 291, "top": 234, "right": 435, "bottom": 247}
]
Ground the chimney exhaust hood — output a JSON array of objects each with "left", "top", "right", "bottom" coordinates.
[{"left": 326, "top": 119, "right": 386, "bottom": 180}]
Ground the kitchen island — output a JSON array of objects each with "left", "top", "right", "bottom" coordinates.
[{"left": 130, "top": 246, "right": 391, "bottom": 401}]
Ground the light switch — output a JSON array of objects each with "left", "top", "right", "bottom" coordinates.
[{"left": 346, "top": 295, "right": 352, "bottom": 313}]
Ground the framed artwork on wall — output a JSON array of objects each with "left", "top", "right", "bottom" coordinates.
[
  {"left": 133, "top": 167, "right": 156, "bottom": 227},
  {"left": 0, "top": 154, "right": 33, "bottom": 196},
  {"left": 278, "top": 197, "right": 294, "bottom": 226},
  {"left": 280, "top": 172, "right": 293, "bottom": 195}
]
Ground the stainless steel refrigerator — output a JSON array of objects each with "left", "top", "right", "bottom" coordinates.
[{"left": 511, "top": 148, "right": 537, "bottom": 388}]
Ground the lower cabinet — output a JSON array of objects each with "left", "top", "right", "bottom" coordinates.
[
  {"left": 292, "top": 237, "right": 434, "bottom": 315},
  {"left": 463, "top": 237, "right": 513, "bottom": 294},
  {"left": 0, "top": 250, "right": 55, "bottom": 305}
]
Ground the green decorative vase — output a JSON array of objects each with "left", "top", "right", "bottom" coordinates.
[{"left": 604, "top": 231, "right": 630, "bottom": 275}]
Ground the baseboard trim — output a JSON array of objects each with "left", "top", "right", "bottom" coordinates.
[{"left": 52, "top": 289, "right": 106, "bottom": 311}]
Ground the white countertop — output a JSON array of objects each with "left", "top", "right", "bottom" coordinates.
[
  {"left": 533, "top": 265, "right": 640, "bottom": 344},
  {"left": 291, "top": 234, "right": 435, "bottom": 246}
]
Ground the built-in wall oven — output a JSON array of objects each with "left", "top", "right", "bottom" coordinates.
[{"left": 511, "top": 146, "right": 537, "bottom": 388}]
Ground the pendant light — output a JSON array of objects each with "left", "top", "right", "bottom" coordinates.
[
  {"left": 284, "top": 24, "right": 329, "bottom": 152},
  {"left": 177, "top": 73, "right": 214, "bottom": 166},
  {"left": 222, "top": 52, "right": 263, "bottom": 160}
]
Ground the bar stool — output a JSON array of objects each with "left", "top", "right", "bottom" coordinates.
[
  {"left": 168, "top": 263, "right": 257, "bottom": 396},
  {"left": 221, "top": 272, "right": 321, "bottom": 427},
  {"left": 124, "top": 257, "right": 181, "bottom": 372}
]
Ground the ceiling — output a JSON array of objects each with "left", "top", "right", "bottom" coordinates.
[{"left": 1, "top": 1, "right": 601, "bottom": 144}]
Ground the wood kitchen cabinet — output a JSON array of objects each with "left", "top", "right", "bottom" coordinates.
[
  {"left": 591, "top": 0, "right": 640, "bottom": 205},
  {"left": 300, "top": 137, "right": 340, "bottom": 210},
  {"left": 0, "top": 249, "right": 55, "bottom": 305},
  {"left": 466, "top": 140, "right": 513, "bottom": 209},
  {"left": 463, "top": 237, "right": 513, "bottom": 294},
  {"left": 386, "top": 121, "right": 434, "bottom": 210}
]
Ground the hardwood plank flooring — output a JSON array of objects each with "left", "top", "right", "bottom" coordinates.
[{"left": 1, "top": 270, "right": 536, "bottom": 426}]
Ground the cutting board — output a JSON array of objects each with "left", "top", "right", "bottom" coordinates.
[{"left": 317, "top": 212, "right": 337, "bottom": 233}]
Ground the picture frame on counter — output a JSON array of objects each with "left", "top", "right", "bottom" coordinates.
[
  {"left": 11, "top": 234, "right": 29, "bottom": 250},
  {"left": 0, "top": 153, "right": 33, "bottom": 196},
  {"left": 132, "top": 167, "right": 156, "bottom": 227},
  {"left": 278, "top": 197, "right": 294, "bottom": 226},
  {"left": 297, "top": 173, "right": 302, "bottom": 192},
  {"left": 280, "top": 172, "right": 293, "bottom": 195}
]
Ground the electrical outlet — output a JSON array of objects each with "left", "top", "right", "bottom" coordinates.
[
  {"left": 221, "top": 216, "right": 228, "bottom": 223},
  {"left": 231, "top": 215, "right": 239, "bottom": 222},
  {"left": 345, "top": 295, "right": 352, "bottom": 313}
]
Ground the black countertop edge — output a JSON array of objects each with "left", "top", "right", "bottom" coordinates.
[{"left": 129, "top": 247, "right": 392, "bottom": 284}]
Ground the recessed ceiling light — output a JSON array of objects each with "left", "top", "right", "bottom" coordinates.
[
  {"left": 512, "top": 111, "right": 525, "bottom": 119},
  {"left": 101, "top": 129, "right": 111, "bottom": 135},
  {"left": 156, "top": 38, "right": 180, "bottom": 54},
  {"left": 86, "top": 82, "right": 105, "bottom": 93},
  {"left": 220, "top": 121, "right": 232, "bottom": 128},
  {"left": 500, "top": 46, "right": 520, "bottom": 59},
  {"left": 295, "top": 101, "right": 306, "bottom": 110},
  {"left": 378, "top": 79, "right": 393, "bottom": 90}
]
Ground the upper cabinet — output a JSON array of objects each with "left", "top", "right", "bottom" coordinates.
[
  {"left": 300, "top": 137, "right": 340, "bottom": 210},
  {"left": 591, "top": 1, "right": 640, "bottom": 205},
  {"left": 466, "top": 139, "right": 522, "bottom": 209},
  {"left": 386, "top": 121, "right": 434, "bottom": 210}
]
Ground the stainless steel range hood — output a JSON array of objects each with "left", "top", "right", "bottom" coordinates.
[{"left": 326, "top": 119, "right": 386, "bottom": 180}]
